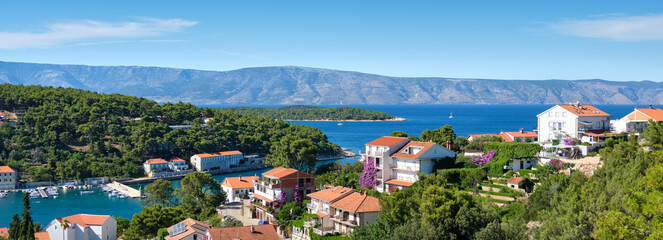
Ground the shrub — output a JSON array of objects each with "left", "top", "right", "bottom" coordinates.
[{"left": 552, "top": 139, "right": 560, "bottom": 145}]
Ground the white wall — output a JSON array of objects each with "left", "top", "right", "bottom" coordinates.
[{"left": 538, "top": 106, "right": 578, "bottom": 143}]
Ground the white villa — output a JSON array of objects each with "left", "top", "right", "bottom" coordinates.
[
  {"left": 143, "top": 158, "right": 169, "bottom": 173},
  {"left": 221, "top": 176, "right": 259, "bottom": 202},
  {"left": 190, "top": 150, "right": 243, "bottom": 172},
  {"left": 362, "top": 136, "right": 456, "bottom": 193},
  {"left": 42, "top": 214, "right": 116, "bottom": 240},
  {"left": 251, "top": 167, "right": 315, "bottom": 222},
  {"left": 0, "top": 166, "right": 17, "bottom": 190},
  {"left": 537, "top": 103, "right": 611, "bottom": 144},
  {"left": 168, "top": 158, "right": 189, "bottom": 171},
  {"left": 611, "top": 106, "right": 663, "bottom": 133},
  {"left": 306, "top": 186, "right": 355, "bottom": 235}
]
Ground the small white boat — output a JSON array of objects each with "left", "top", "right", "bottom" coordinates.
[
  {"left": 117, "top": 194, "right": 127, "bottom": 199},
  {"left": 52, "top": 196, "right": 58, "bottom": 199},
  {"left": 109, "top": 191, "right": 118, "bottom": 197},
  {"left": 337, "top": 123, "right": 343, "bottom": 126},
  {"left": 449, "top": 111, "right": 454, "bottom": 119},
  {"left": 29, "top": 191, "right": 40, "bottom": 199},
  {"left": 0, "top": 192, "right": 7, "bottom": 198},
  {"left": 80, "top": 190, "right": 94, "bottom": 195}
]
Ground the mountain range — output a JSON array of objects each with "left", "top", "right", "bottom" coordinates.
[{"left": 1, "top": 60, "right": 662, "bottom": 105}]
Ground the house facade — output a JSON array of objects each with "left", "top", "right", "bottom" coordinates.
[
  {"left": 611, "top": 107, "right": 663, "bottom": 133},
  {"left": 143, "top": 158, "right": 169, "bottom": 174},
  {"left": 250, "top": 167, "right": 315, "bottom": 222},
  {"left": 43, "top": 214, "right": 116, "bottom": 240},
  {"left": 329, "top": 192, "right": 380, "bottom": 235},
  {"left": 190, "top": 151, "right": 243, "bottom": 172},
  {"left": 537, "top": 104, "right": 611, "bottom": 143},
  {"left": 362, "top": 136, "right": 456, "bottom": 193},
  {"left": 164, "top": 218, "right": 211, "bottom": 240},
  {"left": 0, "top": 166, "right": 17, "bottom": 190},
  {"left": 168, "top": 158, "right": 189, "bottom": 171},
  {"left": 500, "top": 129, "right": 538, "bottom": 142},
  {"left": 306, "top": 186, "right": 355, "bottom": 235},
  {"left": 221, "top": 176, "right": 259, "bottom": 202}
]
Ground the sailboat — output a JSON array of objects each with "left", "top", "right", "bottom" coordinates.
[{"left": 449, "top": 111, "right": 454, "bottom": 119}]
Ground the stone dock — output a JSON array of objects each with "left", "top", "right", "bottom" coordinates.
[{"left": 105, "top": 181, "right": 143, "bottom": 198}]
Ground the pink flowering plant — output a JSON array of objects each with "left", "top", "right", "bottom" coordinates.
[
  {"left": 471, "top": 150, "right": 496, "bottom": 167},
  {"left": 359, "top": 158, "right": 378, "bottom": 189},
  {"left": 563, "top": 138, "right": 576, "bottom": 145},
  {"left": 293, "top": 185, "right": 302, "bottom": 205},
  {"left": 272, "top": 192, "right": 287, "bottom": 208}
]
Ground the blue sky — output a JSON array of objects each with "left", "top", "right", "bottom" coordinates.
[{"left": 1, "top": 1, "right": 663, "bottom": 81}]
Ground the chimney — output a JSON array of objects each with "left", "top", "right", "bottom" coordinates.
[
  {"left": 650, "top": 105, "right": 653, "bottom": 109},
  {"left": 446, "top": 141, "right": 451, "bottom": 149},
  {"left": 239, "top": 176, "right": 242, "bottom": 181},
  {"left": 520, "top": 128, "right": 524, "bottom": 133},
  {"left": 251, "top": 225, "right": 255, "bottom": 233}
]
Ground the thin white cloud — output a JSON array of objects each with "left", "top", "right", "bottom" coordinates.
[
  {"left": 550, "top": 14, "right": 663, "bottom": 41},
  {"left": 217, "top": 50, "right": 265, "bottom": 60},
  {"left": 0, "top": 18, "right": 197, "bottom": 49}
]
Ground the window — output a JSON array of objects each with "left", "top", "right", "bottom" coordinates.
[
  {"left": 306, "top": 178, "right": 311, "bottom": 183},
  {"left": 299, "top": 178, "right": 304, "bottom": 186},
  {"left": 376, "top": 158, "right": 381, "bottom": 166}
]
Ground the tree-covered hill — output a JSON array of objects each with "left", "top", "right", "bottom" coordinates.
[
  {"left": 220, "top": 105, "right": 397, "bottom": 121},
  {"left": 0, "top": 84, "right": 339, "bottom": 181}
]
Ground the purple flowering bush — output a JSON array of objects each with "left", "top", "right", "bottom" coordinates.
[
  {"left": 563, "top": 138, "right": 576, "bottom": 145},
  {"left": 471, "top": 150, "right": 496, "bottom": 167},
  {"left": 359, "top": 158, "right": 378, "bottom": 189}
]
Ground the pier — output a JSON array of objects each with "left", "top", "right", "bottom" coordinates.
[
  {"left": 36, "top": 187, "right": 49, "bottom": 198},
  {"left": 105, "top": 181, "right": 143, "bottom": 198}
]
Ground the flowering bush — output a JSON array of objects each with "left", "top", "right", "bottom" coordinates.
[
  {"left": 548, "top": 159, "right": 563, "bottom": 168},
  {"left": 272, "top": 191, "right": 287, "bottom": 208},
  {"left": 563, "top": 138, "right": 576, "bottom": 145},
  {"left": 471, "top": 150, "right": 495, "bottom": 167},
  {"left": 359, "top": 157, "right": 378, "bottom": 189},
  {"left": 293, "top": 185, "right": 302, "bottom": 205}
]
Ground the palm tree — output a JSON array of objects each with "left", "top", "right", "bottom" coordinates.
[{"left": 59, "top": 219, "right": 70, "bottom": 240}]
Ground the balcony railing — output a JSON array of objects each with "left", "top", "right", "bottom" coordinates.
[
  {"left": 391, "top": 165, "right": 419, "bottom": 172},
  {"left": 313, "top": 227, "right": 335, "bottom": 236},
  {"left": 331, "top": 216, "right": 358, "bottom": 226}
]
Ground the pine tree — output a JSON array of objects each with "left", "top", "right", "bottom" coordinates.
[{"left": 19, "top": 193, "right": 35, "bottom": 240}]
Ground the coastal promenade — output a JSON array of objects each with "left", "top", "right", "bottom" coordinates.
[{"left": 105, "top": 181, "right": 143, "bottom": 198}]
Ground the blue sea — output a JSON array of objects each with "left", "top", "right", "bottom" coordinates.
[{"left": 0, "top": 104, "right": 650, "bottom": 226}]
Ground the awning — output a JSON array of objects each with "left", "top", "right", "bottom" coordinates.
[
  {"left": 385, "top": 179, "right": 414, "bottom": 187},
  {"left": 579, "top": 121, "right": 592, "bottom": 125}
]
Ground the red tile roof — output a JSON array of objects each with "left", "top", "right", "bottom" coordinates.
[
  {"left": 262, "top": 167, "right": 312, "bottom": 179},
  {"left": 391, "top": 141, "right": 438, "bottom": 159},
  {"left": 635, "top": 108, "right": 663, "bottom": 121},
  {"left": 59, "top": 214, "right": 110, "bottom": 228},
  {"left": 330, "top": 192, "right": 380, "bottom": 213},
  {"left": 306, "top": 186, "right": 354, "bottom": 203},
  {"left": 221, "top": 176, "right": 259, "bottom": 189},
  {"left": 558, "top": 104, "right": 610, "bottom": 117},
  {"left": 169, "top": 157, "right": 186, "bottom": 162},
  {"left": 144, "top": 158, "right": 168, "bottom": 164},
  {"left": 316, "top": 212, "right": 328, "bottom": 218},
  {"left": 385, "top": 179, "right": 414, "bottom": 187},
  {"left": 34, "top": 232, "right": 50, "bottom": 240},
  {"left": 195, "top": 151, "right": 243, "bottom": 158},
  {"left": 503, "top": 131, "right": 537, "bottom": 138},
  {"left": 583, "top": 131, "right": 619, "bottom": 137},
  {"left": 208, "top": 224, "right": 280, "bottom": 240},
  {"left": 507, "top": 177, "right": 524, "bottom": 184},
  {"left": 165, "top": 218, "right": 211, "bottom": 240},
  {"left": 0, "top": 166, "right": 16, "bottom": 173},
  {"left": 0, "top": 227, "right": 8, "bottom": 238},
  {"left": 365, "top": 136, "right": 409, "bottom": 146}
]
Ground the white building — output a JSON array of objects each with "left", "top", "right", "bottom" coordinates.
[
  {"left": 221, "top": 176, "right": 258, "bottom": 202},
  {"left": 362, "top": 136, "right": 456, "bottom": 193},
  {"left": 251, "top": 167, "right": 315, "bottom": 222},
  {"left": 43, "top": 214, "right": 116, "bottom": 240},
  {"left": 611, "top": 106, "right": 663, "bottom": 133},
  {"left": 0, "top": 166, "right": 17, "bottom": 190},
  {"left": 168, "top": 158, "right": 189, "bottom": 171},
  {"left": 537, "top": 104, "right": 611, "bottom": 143},
  {"left": 306, "top": 186, "right": 355, "bottom": 235},
  {"left": 190, "top": 151, "right": 243, "bottom": 172},
  {"left": 143, "top": 158, "right": 169, "bottom": 176}
]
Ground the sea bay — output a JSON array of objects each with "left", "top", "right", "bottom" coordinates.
[{"left": 0, "top": 104, "right": 649, "bottom": 226}]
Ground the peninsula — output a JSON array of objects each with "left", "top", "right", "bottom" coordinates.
[{"left": 220, "top": 105, "right": 404, "bottom": 121}]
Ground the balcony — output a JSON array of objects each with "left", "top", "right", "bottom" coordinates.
[
  {"left": 307, "top": 202, "right": 318, "bottom": 211},
  {"left": 330, "top": 216, "right": 358, "bottom": 227},
  {"left": 391, "top": 165, "right": 419, "bottom": 172}
]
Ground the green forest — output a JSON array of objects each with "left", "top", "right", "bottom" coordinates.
[
  {"left": 0, "top": 84, "right": 339, "bottom": 181},
  {"left": 220, "top": 105, "right": 396, "bottom": 121}
]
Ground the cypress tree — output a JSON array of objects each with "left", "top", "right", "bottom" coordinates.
[
  {"left": 19, "top": 193, "right": 35, "bottom": 240},
  {"left": 8, "top": 214, "right": 20, "bottom": 240}
]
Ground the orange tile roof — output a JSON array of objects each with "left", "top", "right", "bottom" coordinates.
[
  {"left": 503, "top": 131, "right": 538, "bottom": 138},
  {"left": 385, "top": 179, "right": 414, "bottom": 187},
  {"left": 34, "top": 232, "right": 50, "bottom": 240},
  {"left": 583, "top": 131, "right": 619, "bottom": 137},
  {"left": 169, "top": 157, "right": 186, "bottom": 162},
  {"left": 558, "top": 104, "right": 610, "bottom": 117},
  {"left": 165, "top": 218, "right": 211, "bottom": 240},
  {"left": 306, "top": 186, "right": 354, "bottom": 203},
  {"left": 144, "top": 158, "right": 168, "bottom": 164},
  {"left": 0, "top": 227, "right": 8, "bottom": 238},
  {"left": 391, "top": 141, "right": 437, "bottom": 159},
  {"left": 0, "top": 166, "right": 16, "bottom": 173},
  {"left": 507, "top": 177, "right": 523, "bottom": 184},
  {"left": 262, "top": 167, "right": 312, "bottom": 179},
  {"left": 635, "top": 108, "right": 663, "bottom": 121},
  {"left": 195, "top": 150, "right": 243, "bottom": 158},
  {"left": 59, "top": 214, "right": 110, "bottom": 228},
  {"left": 316, "top": 212, "right": 328, "bottom": 218},
  {"left": 208, "top": 224, "right": 280, "bottom": 240},
  {"left": 365, "top": 136, "right": 409, "bottom": 146},
  {"left": 222, "top": 176, "right": 259, "bottom": 189},
  {"left": 330, "top": 192, "right": 380, "bottom": 213},
  {"left": 252, "top": 193, "right": 275, "bottom": 203}
]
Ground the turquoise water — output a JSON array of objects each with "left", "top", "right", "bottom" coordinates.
[{"left": 0, "top": 104, "right": 647, "bottom": 226}]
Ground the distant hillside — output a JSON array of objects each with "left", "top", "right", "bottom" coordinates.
[
  {"left": 220, "top": 105, "right": 397, "bottom": 121},
  {"left": 1, "top": 60, "right": 663, "bottom": 105}
]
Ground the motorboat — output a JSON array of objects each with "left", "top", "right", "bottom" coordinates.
[{"left": 80, "top": 190, "right": 94, "bottom": 195}]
